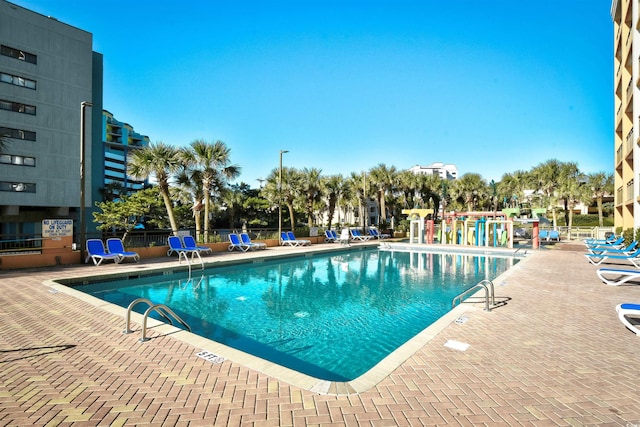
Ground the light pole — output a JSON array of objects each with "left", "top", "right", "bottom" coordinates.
[
  {"left": 79, "top": 101, "right": 93, "bottom": 263},
  {"left": 278, "top": 150, "right": 289, "bottom": 243},
  {"left": 441, "top": 181, "right": 447, "bottom": 245}
]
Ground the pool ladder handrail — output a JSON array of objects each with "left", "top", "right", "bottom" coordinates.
[
  {"left": 452, "top": 279, "right": 495, "bottom": 312},
  {"left": 123, "top": 297, "right": 191, "bottom": 342}
]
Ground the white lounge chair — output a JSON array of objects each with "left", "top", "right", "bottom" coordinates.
[
  {"left": 168, "top": 235, "right": 203, "bottom": 264},
  {"left": 228, "top": 233, "right": 250, "bottom": 252},
  {"left": 106, "top": 238, "right": 140, "bottom": 263},
  {"left": 596, "top": 268, "right": 640, "bottom": 286},
  {"left": 588, "top": 241, "right": 638, "bottom": 256},
  {"left": 86, "top": 239, "right": 121, "bottom": 266},
  {"left": 585, "top": 247, "right": 640, "bottom": 267},
  {"left": 350, "top": 229, "right": 371, "bottom": 241},
  {"left": 324, "top": 230, "right": 338, "bottom": 243},
  {"left": 183, "top": 235, "right": 212, "bottom": 255},
  {"left": 287, "top": 231, "right": 310, "bottom": 246},
  {"left": 240, "top": 233, "right": 266, "bottom": 250},
  {"left": 616, "top": 303, "right": 640, "bottom": 335}
]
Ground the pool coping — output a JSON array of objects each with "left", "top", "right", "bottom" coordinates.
[{"left": 44, "top": 242, "right": 530, "bottom": 395}]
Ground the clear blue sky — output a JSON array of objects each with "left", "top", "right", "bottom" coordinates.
[{"left": 17, "top": 0, "right": 614, "bottom": 187}]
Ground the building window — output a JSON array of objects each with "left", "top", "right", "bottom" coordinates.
[
  {"left": 0, "top": 72, "right": 37, "bottom": 89},
  {"left": 0, "top": 154, "right": 36, "bottom": 167},
  {"left": 1, "top": 45, "right": 37, "bottom": 64},
  {"left": 0, "top": 181, "right": 36, "bottom": 193},
  {"left": 0, "top": 126, "right": 36, "bottom": 141},
  {"left": 0, "top": 99, "right": 36, "bottom": 115}
]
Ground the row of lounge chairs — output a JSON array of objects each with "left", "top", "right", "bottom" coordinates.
[
  {"left": 87, "top": 228, "right": 387, "bottom": 267},
  {"left": 324, "top": 228, "right": 390, "bottom": 243},
  {"left": 229, "top": 233, "right": 267, "bottom": 252},
  {"left": 584, "top": 235, "right": 640, "bottom": 336},
  {"left": 86, "top": 238, "right": 140, "bottom": 266},
  {"left": 281, "top": 231, "right": 311, "bottom": 246}
]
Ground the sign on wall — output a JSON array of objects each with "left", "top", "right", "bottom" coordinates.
[{"left": 42, "top": 219, "right": 73, "bottom": 238}]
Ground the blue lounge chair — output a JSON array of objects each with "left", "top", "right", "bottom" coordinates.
[
  {"left": 549, "top": 230, "right": 560, "bottom": 241},
  {"left": 585, "top": 235, "right": 620, "bottom": 245},
  {"left": 350, "top": 229, "right": 371, "bottom": 241},
  {"left": 325, "top": 230, "right": 338, "bottom": 243},
  {"left": 287, "top": 231, "right": 310, "bottom": 246},
  {"left": 168, "top": 235, "right": 203, "bottom": 264},
  {"left": 585, "top": 247, "right": 640, "bottom": 268},
  {"left": 86, "top": 239, "right": 121, "bottom": 266},
  {"left": 597, "top": 268, "right": 640, "bottom": 286},
  {"left": 106, "top": 238, "right": 140, "bottom": 263},
  {"left": 585, "top": 236, "right": 625, "bottom": 249},
  {"left": 228, "top": 233, "right": 250, "bottom": 252},
  {"left": 539, "top": 230, "right": 549, "bottom": 241},
  {"left": 182, "top": 235, "right": 212, "bottom": 255},
  {"left": 588, "top": 241, "right": 638, "bottom": 256},
  {"left": 616, "top": 303, "right": 640, "bottom": 335},
  {"left": 240, "top": 233, "right": 266, "bottom": 250},
  {"left": 369, "top": 228, "right": 389, "bottom": 239}
]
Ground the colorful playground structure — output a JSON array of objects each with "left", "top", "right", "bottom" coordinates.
[{"left": 401, "top": 208, "right": 550, "bottom": 249}]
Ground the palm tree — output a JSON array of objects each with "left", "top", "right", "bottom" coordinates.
[
  {"left": 587, "top": 172, "right": 614, "bottom": 226},
  {"left": 127, "top": 142, "right": 183, "bottom": 235},
  {"left": 530, "top": 159, "right": 566, "bottom": 226},
  {"left": 262, "top": 166, "right": 302, "bottom": 232},
  {"left": 175, "top": 168, "right": 205, "bottom": 240},
  {"left": 182, "top": 139, "right": 241, "bottom": 242},
  {"left": 497, "top": 170, "right": 531, "bottom": 209},
  {"left": 396, "top": 170, "right": 419, "bottom": 209},
  {"left": 562, "top": 173, "right": 592, "bottom": 236},
  {"left": 368, "top": 164, "right": 397, "bottom": 227},
  {"left": 417, "top": 173, "right": 442, "bottom": 212},
  {"left": 299, "top": 167, "right": 324, "bottom": 228},
  {"left": 451, "top": 173, "right": 486, "bottom": 212},
  {"left": 324, "top": 174, "right": 344, "bottom": 229}
]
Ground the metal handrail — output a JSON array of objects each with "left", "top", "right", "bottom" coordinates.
[
  {"left": 123, "top": 298, "right": 191, "bottom": 342},
  {"left": 140, "top": 304, "right": 191, "bottom": 342},
  {"left": 452, "top": 279, "right": 495, "bottom": 312}
]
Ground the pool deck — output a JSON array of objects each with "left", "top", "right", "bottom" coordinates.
[{"left": 2, "top": 241, "right": 640, "bottom": 426}]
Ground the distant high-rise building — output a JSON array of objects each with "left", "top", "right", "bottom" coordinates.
[
  {"left": 408, "top": 162, "right": 458, "bottom": 180},
  {"left": 103, "top": 110, "right": 149, "bottom": 198},
  {"left": 0, "top": 0, "right": 103, "bottom": 239},
  {"left": 612, "top": 0, "right": 639, "bottom": 230}
]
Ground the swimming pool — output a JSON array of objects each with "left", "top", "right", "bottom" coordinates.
[{"left": 70, "top": 247, "right": 519, "bottom": 382}]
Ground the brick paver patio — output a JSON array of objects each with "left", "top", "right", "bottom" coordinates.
[{"left": 1, "top": 243, "right": 640, "bottom": 426}]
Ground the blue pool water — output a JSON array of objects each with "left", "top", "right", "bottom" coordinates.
[{"left": 76, "top": 248, "right": 518, "bottom": 381}]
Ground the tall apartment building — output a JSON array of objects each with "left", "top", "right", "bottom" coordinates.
[
  {"left": 103, "top": 110, "right": 149, "bottom": 197},
  {"left": 408, "top": 162, "right": 458, "bottom": 180},
  {"left": 0, "top": 0, "right": 103, "bottom": 238},
  {"left": 612, "top": 0, "right": 639, "bottom": 230}
]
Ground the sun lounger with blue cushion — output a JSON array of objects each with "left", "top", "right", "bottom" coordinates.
[
  {"left": 588, "top": 241, "right": 638, "bottom": 256},
  {"left": 228, "top": 233, "right": 250, "bottom": 252},
  {"left": 350, "top": 229, "right": 371, "bottom": 241},
  {"left": 368, "top": 228, "right": 389, "bottom": 239},
  {"left": 616, "top": 303, "right": 640, "bottom": 335},
  {"left": 182, "top": 235, "right": 212, "bottom": 255},
  {"left": 325, "top": 230, "right": 337, "bottom": 243},
  {"left": 86, "top": 239, "right": 122, "bottom": 266},
  {"left": 287, "top": 231, "right": 310, "bottom": 246},
  {"left": 168, "top": 235, "right": 203, "bottom": 265},
  {"left": 106, "top": 238, "right": 140, "bottom": 263},
  {"left": 585, "top": 236, "right": 625, "bottom": 249},
  {"left": 596, "top": 268, "right": 640, "bottom": 286},
  {"left": 585, "top": 247, "right": 640, "bottom": 267},
  {"left": 240, "top": 233, "right": 266, "bottom": 250}
]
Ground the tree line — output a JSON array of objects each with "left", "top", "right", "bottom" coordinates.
[{"left": 94, "top": 140, "right": 614, "bottom": 242}]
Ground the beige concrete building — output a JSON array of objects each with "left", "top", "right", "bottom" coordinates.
[{"left": 612, "top": 0, "right": 638, "bottom": 230}]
